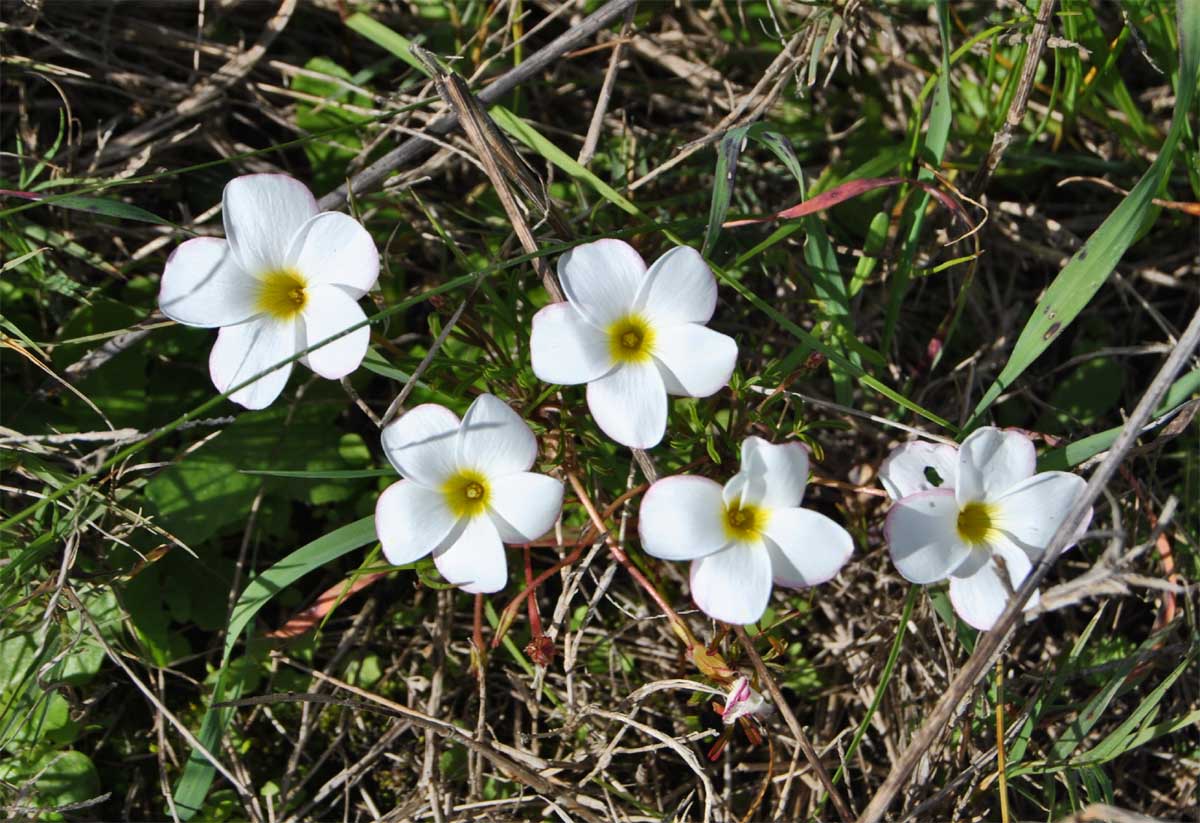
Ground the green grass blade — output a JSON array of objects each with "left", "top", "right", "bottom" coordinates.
[
  {"left": 239, "top": 468, "right": 394, "bottom": 479},
  {"left": 343, "top": 12, "right": 429, "bottom": 75},
  {"left": 490, "top": 105, "right": 640, "bottom": 216},
  {"left": 1039, "top": 368, "right": 1200, "bottom": 470},
  {"left": 173, "top": 516, "right": 378, "bottom": 818},
  {"left": 0, "top": 189, "right": 175, "bottom": 227},
  {"left": 967, "top": 0, "right": 1200, "bottom": 429},
  {"left": 882, "top": 0, "right": 952, "bottom": 348},
  {"left": 1079, "top": 649, "right": 1194, "bottom": 765}
]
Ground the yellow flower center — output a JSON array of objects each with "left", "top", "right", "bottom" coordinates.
[
  {"left": 441, "top": 469, "right": 491, "bottom": 519},
  {"left": 724, "top": 503, "right": 768, "bottom": 542},
  {"left": 256, "top": 268, "right": 309, "bottom": 320},
  {"left": 956, "top": 501, "right": 999, "bottom": 546},
  {"left": 607, "top": 314, "right": 656, "bottom": 364}
]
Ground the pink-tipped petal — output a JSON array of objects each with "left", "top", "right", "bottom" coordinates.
[
  {"left": 956, "top": 427, "right": 1036, "bottom": 505},
  {"left": 208, "top": 317, "right": 301, "bottom": 410},
  {"left": 878, "top": 440, "right": 959, "bottom": 501},
  {"left": 287, "top": 211, "right": 379, "bottom": 298},
  {"left": 433, "top": 516, "right": 509, "bottom": 593},
  {"left": 300, "top": 285, "right": 369, "bottom": 379},
  {"left": 652, "top": 323, "right": 737, "bottom": 398},
  {"left": 222, "top": 174, "right": 319, "bottom": 274},
  {"left": 557, "top": 238, "right": 646, "bottom": 327},
  {"left": 884, "top": 489, "right": 970, "bottom": 584},
  {"left": 948, "top": 539, "right": 1036, "bottom": 630},
  {"left": 638, "top": 475, "right": 729, "bottom": 561},
  {"left": 158, "top": 237, "right": 258, "bottom": 327},
  {"left": 762, "top": 508, "right": 853, "bottom": 588},
  {"left": 737, "top": 437, "right": 810, "bottom": 508},
  {"left": 376, "top": 479, "right": 462, "bottom": 566},
  {"left": 530, "top": 302, "right": 614, "bottom": 385},
  {"left": 457, "top": 393, "right": 537, "bottom": 476},
  {"left": 487, "top": 472, "right": 563, "bottom": 543},
  {"left": 636, "top": 245, "right": 718, "bottom": 326},
  {"left": 586, "top": 361, "right": 668, "bottom": 449},
  {"left": 993, "top": 471, "right": 1089, "bottom": 556},
  {"left": 380, "top": 404, "right": 461, "bottom": 488},
  {"left": 689, "top": 542, "right": 773, "bottom": 625}
]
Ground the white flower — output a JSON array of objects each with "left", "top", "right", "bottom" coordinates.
[
  {"left": 638, "top": 436, "right": 854, "bottom": 625},
  {"left": 529, "top": 239, "right": 738, "bottom": 449},
  {"left": 717, "top": 676, "right": 770, "bottom": 726},
  {"left": 375, "top": 394, "right": 564, "bottom": 593},
  {"left": 158, "top": 174, "right": 379, "bottom": 409},
  {"left": 880, "top": 427, "right": 1090, "bottom": 630}
]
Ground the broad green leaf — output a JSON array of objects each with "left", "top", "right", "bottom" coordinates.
[
  {"left": 967, "top": 0, "right": 1200, "bottom": 428},
  {"left": 0, "top": 749, "right": 101, "bottom": 812},
  {"left": 173, "top": 516, "right": 378, "bottom": 819}
]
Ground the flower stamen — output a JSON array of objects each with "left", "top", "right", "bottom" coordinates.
[
  {"left": 442, "top": 469, "right": 491, "bottom": 519},
  {"left": 256, "top": 268, "right": 309, "bottom": 320},
  {"left": 607, "top": 314, "right": 656, "bottom": 364},
  {"left": 724, "top": 503, "right": 767, "bottom": 542},
  {"left": 956, "top": 501, "right": 998, "bottom": 546}
]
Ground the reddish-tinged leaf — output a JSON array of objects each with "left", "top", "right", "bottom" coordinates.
[
  {"left": 266, "top": 571, "right": 388, "bottom": 639},
  {"left": 724, "top": 176, "right": 973, "bottom": 238}
]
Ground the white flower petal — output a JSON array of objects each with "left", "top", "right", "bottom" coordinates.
[
  {"left": 457, "top": 393, "right": 537, "bottom": 476},
  {"left": 380, "top": 404, "right": 461, "bottom": 488},
  {"left": 689, "top": 542, "right": 773, "bottom": 625},
  {"left": 993, "top": 471, "right": 1089, "bottom": 555},
  {"left": 738, "top": 436, "right": 810, "bottom": 509},
  {"left": 878, "top": 440, "right": 959, "bottom": 500},
  {"left": 222, "top": 174, "right": 319, "bottom": 274},
  {"left": 638, "top": 475, "right": 729, "bottom": 561},
  {"left": 487, "top": 472, "right": 563, "bottom": 543},
  {"left": 375, "top": 479, "right": 462, "bottom": 566},
  {"left": 884, "top": 489, "right": 971, "bottom": 584},
  {"left": 762, "top": 508, "right": 853, "bottom": 588},
  {"left": 652, "top": 323, "right": 737, "bottom": 398},
  {"left": 635, "top": 245, "right": 717, "bottom": 326},
  {"left": 948, "top": 539, "right": 1035, "bottom": 630},
  {"left": 158, "top": 238, "right": 259, "bottom": 327},
  {"left": 529, "top": 302, "right": 614, "bottom": 385},
  {"left": 956, "top": 427, "right": 1036, "bottom": 505},
  {"left": 433, "top": 516, "right": 509, "bottom": 593},
  {"left": 208, "top": 317, "right": 300, "bottom": 410},
  {"left": 287, "top": 211, "right": 379, "bottom": 298},
  {"left": 300, "top": 284, "right": 369, "bottom": 379},
  {"left": 586, "top": 361, "right": 667, "bottom": 449},
  {"left": 722, "top": 472, "right": 750, "bottom": 509},
  {"left": 558, "top": 238, "right": 645, "bottom": 327}
]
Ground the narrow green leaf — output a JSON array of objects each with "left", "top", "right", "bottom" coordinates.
[
  {"left": 344, "top": 13, "right": 429, "bottom": 75},
  {"left": 1039, "top": 369, "right": 1200, "bottom": 471},
  {"left": 490, "top": 106, "right": 640, "bottom": 216},
  {"left": 1079, "top": 649, "right": 1194, "bottom": 764},
  {"left": 0, "top": 189, "right": 174, "bottom": 227},
  {"left": 239, "top": 468, "right": 394, "bottom": 480},
  {"left": 173, "top": 516, "right": 378, "bottom": 818},
  {"left": 883, "top": 0, "right": 953, "bottom": 347},
  {"left": 967, "top": 0, "right": 1200, "bottom": 428}
]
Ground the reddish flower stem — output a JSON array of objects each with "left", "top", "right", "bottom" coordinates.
[{"left": 566, "top": 472, "right": 697, "bottom": 647}]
